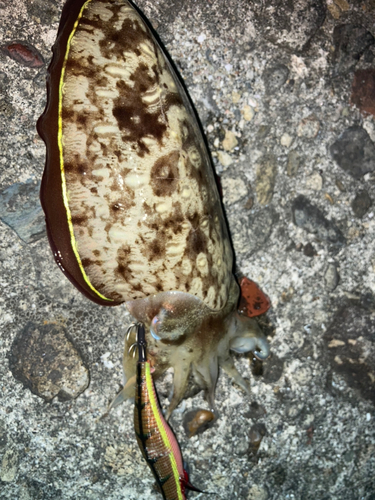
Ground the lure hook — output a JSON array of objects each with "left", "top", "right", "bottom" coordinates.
[
  {"left": 128, "top": 342, "right": 138, "bottom": 358},
  {"left": 126, "top": 322, "right": 147, "bottom": 362},
  {"left": 125, "top": 322, "right": 138, "bottom": 341}
]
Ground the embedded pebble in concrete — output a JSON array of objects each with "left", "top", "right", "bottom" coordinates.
[
  {"left": 0, "top": 420, "right": 7, "bottom": 449},
  {"left": 0, "top": 98, "right": 15, "bottom": 123},
  {"left": 330, "top": 126, "right": 375, "bottom": 179},
  {"left": 286, "top": 150, "right": 301, "bottom": 177},
  {"left": 243, "top": 401, "right": 267, "bottom": 421},
  {"left": 324, "top": 262, "right": 340, "bottom": 291},
  {"left": 303, "top": 242, "right": 318, "bottom": 257},
  {"left": 0, "top": 179, "right": 45, "bottom": 243},
  {"left": 332, "top": 24, "right": 374, "bottom": 76},
  {"left": 0, "top": 40, "right": 45, "bottom": 69},
  {"left": 248, "top": 423, "right": 267, "bottom": 455},
  {"left": 292, "top": 195, "right": 345, "bottom": 246},
  {"left": 327, "top": 0, "right": 350, "bottom": 18},
  {"left": 306, "top": 172, "right": 323, "bottom": 191},
  {"left": 351, "top": 189, "right": 372, "bottom": 218},
  {"left": 247, "top": 485, "right": 269, "bottom": 500},
  {"left": 255, "top": 154, "right": 277, "bottom": 205},
  {"left": 242, "top": 104, "right": 255, "bottom": 121},
  {"left": 183, "top": 409, "right": 215, "bottom": 437},
  {"left": 0, "top": 70, "right": 9, "bottom": 90},
  {"left": 221, "top": 176, "right": 248, "bottom": 205},
  {"left": 232, "top": 91, "right": 241, "bottom": 104},
  {"left": 254, "top": 0, "right": 326, "bottom": 51},
  {"left": 229, "top": 206, "right": 278, "bottom": 257},
  {"left": 217, "top": 150, "right": 233, "bottom": 168},
  {"left": 262, "top": 64, "right": 289, "bottom": 95},
  {"left": 0, "top": 448, "right": 18, "bottom": 483},
  {"left": 296, "top": 114, "right": 320, "bottom": 139},
  {"left": 351, "top": 68, "right": 375, "bottom": 117},
  {"left": 260, "top": 354, "right": 284, "bottom": 384},
  {"left": 8, "top": 322, "right": 89, "bottom": 401},
  {"left": 324, "top": 303, "right": 375, "bottom": 404},
  {"left": 280, "top": 133, "right": 293, "bottom": 148},
  {"left": 222, "top": 130, "right": 238, "bottom": 151}
]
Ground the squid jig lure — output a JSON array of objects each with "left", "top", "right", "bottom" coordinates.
[{"left": 131, "top": 322, "right": 202, "bottom": 500}]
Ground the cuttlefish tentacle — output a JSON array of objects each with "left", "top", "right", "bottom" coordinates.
[
  {"left": 219, "top": 354, "right": 251, "bottom": 395},
  {"left": 165, "top": 361, "right": 191, "bottom": 420}
]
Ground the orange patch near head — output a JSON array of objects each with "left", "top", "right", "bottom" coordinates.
[{"left": 238, "top": 276, "right": 271, "bottom": 317}]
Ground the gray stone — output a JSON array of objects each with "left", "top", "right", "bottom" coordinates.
[
  {"left": 0, "top": 447, "right": 18, "bottom": 483},
  {"left": 254, "top": 0, "right": 326, "bottom": 52},
  {"left": 351, "top": 190, "right": 372, "bottom": 218},
  {"left": 247, "top": 485, "right": 269, "bottom": 500},
  {"left": 262, "top": 64, "right": 289, "bottom": 95},
  {"left": 324, "top": 262, "right": 340, "bottom": 291},
  {"left": 256, "top": 154, "right": 277, "bottom": 205},
  {"left": 0, "top": 179, "right": 45, "bottom": 243},
  {"left": 296, "top": 114, "right": 320, "bottom": 139},
  {"left": 330, "top": 126, "right": 375, "bottom": 179},
  {"left": 229, "top": 207, "right": 278, "bottom": 256},
  {"left": 0, "top": 98, "right": 15, "bottom": 120},
  {"left": 287, "top": 150, "right": 301, "bottom": 177},
  {"left": 292, "top": 195, "right": 345, "bottom": 246},
  {"left": 324, "top": 303, "right": 375, "bottom": 404},
  {"left": 332, "top": 24, "right": 375, "bottom": 77},
  {"left": 262, "top": 354, "right": 284, "bottom": 383},
  {"left": 8, "top": 322, "right": 90, "bottom": 402}
]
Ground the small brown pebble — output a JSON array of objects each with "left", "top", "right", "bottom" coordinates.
[
  {"left": 183, "top": 409, "right": 215, "bottom": 438},
  {"left": 250, "top": 356, "right": 264, "bottom": 376},
  {"left": 335, "top": 179, "right": 346, "bottom": 192},
  {"left": 303, "top": 242, "right": 317, "bottom": 257},
  {"left": 350, "top": 68, "right": 375, "bottom": 117},
  {"left": 306, "top": 425, "right": 314, "bottom": 445},
  {"left": 244, "top": 197, "right": 254, "bottom": 209},
  {"left": 0, "top": 40, "right": 45, "bottom": 68},
  {"left": 325, "top": 193, "right": 334, "bottom": 204},
  {"left": 8, "top": 322, "right": 89, "bottom": 401},
  {"left": 249, "top": 423, "right": 267, "bottom": 454},
  {"left": 281, "top": 287, "right": 294, "bottom": 302},
  {"left": 243, "top": 401, "right": 267, "bottom": 420}
]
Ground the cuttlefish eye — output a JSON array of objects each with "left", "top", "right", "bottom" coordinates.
[
  {"left": 150, "top": 313, "right": 163, "bottom": 341},
  {"left": 150, "top": 307, "right": 188, "bottom": 342}
]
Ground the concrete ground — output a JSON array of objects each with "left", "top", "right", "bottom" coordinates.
[{"left": 0, "top": 0, "right": 374, "bottom": 498}]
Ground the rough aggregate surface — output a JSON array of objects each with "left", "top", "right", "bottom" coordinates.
[{"left": 0, "top": 0, "right": 375, "bottom": 499}]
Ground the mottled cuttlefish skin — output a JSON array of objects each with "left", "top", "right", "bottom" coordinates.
[
  {"left": 38, "top": 0, "right": 270, "bottom": 419},
  {"left": 39, "top": 0, "right": 232, "bottom": 311}
]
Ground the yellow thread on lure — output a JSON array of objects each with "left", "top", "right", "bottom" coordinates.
[{"left": 145, "top": 362, "right": 183, "bottom": 500}]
